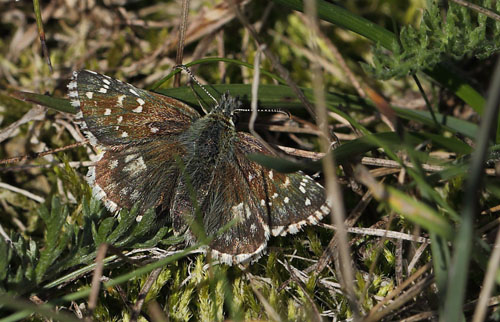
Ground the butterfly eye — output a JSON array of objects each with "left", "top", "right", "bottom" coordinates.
[{"left": 231, "top": 113, "right": 240, "bottom": 125}]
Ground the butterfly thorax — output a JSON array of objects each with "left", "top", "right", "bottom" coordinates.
[
  {"left": 181, "top": 93, "right": 240, "bottom": 171},
  {"left": 181, "top": 112, "right": 236, "bottom": 173}
]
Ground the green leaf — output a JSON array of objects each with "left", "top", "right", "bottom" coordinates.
[
  {"left": 106, "top": 206, "right": 137, "bottom": 245},
  {"left": 0, "top": 237, "right": 9, "bottom": 281},
  {"left": 10, "top": 91, "right": 74, "bottom": 113},
  {"left": 95, "top": 217, "right": 116, "bottom": 246},
  {"left": 35, "top": 197, "right": 72, "bottom": 284}
]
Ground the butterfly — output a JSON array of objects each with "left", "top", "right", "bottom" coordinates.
[{"left": 68, "top": 69, "right": 330, "bottom": 265}]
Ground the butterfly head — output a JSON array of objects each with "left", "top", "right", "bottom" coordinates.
[{"left": 212, "top": 92, "right": 241, "bottom": 122}]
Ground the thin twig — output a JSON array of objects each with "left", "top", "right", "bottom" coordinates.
[
  {"left": 248, "top": 276, "right": 282, "bottom": 322},
  {"left": 450, "top": 0, "right": 500, "bottom": 22},
  {"left": 0, "top": 141, "right": 87, "bottom": 165},
  {"left": 407, "top": 241, "right": 429, "bottom": 273},
  {"left": 284, "top": 260, "right": 323, "bottom": 321}
]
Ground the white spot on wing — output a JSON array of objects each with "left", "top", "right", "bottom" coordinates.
[
  {"left": 104, "top": 108, "right": 111, "bottom": 115},
  {"left": 103, "top": 78, "right": 111, "bottom": 85},
  {"left": 129, "top": 88, "right": 139, "bottom": 96},
  {"left": 231, "top": 202, "right": 245, "bottom": 220},
  {"left": 98, "top": 88, "right": 107, "bottom": 93},
  {"left": 299, "top": 186, "right": 306, "bottom": 194},
  {"left": 132, "top": 106, "right": 143, "bottom": 113},
  {"left": 288, "top": 224, "right": 299, "bottom": 234},
  {"left": 117, "top": 116, "right": 123, "bottom": 123},
  {"left": 131, "top": 190, "right": 140, "bottom": 201},
  {"left": 151, "top": 127, "right": 159, "bottom": 133},
  {"left": 284, "top": 197, "right": 289, "bottom": 204},
  {"left": 120, "top": 187, "right": 130, "bottom": 196},
  {"left": 67, "top": 81, "right": 77, "bottom": 90},
  {"left": 123, "top": 156, "right": 147, "bottom": 173},
  {"left": 117, "top": 95, "right": 125, "bottom": 106},
  {"left": 86, "top": 92, "right": 93, "bottom": 99},
  {"left": 125, "top": 154, "right": 138, "bottom": 163},
  {"left": 269, "top": 170, "right": 273, "bottom": 180},
  {"left": 110, "top": 160, "right": 118, "bottom": 169},
  {"left": 272, "top": 226, "right": 285, "bottom": 236},
  {"left": 137, "top": 98, "right": 145, "bottom": 105},
  {"left": 210, "top": 239, "right": 268, "bottom": 266},
  {"left": 305, "top": 198, "right": 311, "bottom": 206},
  {"left": 121, "top": 132, "right": 129, "bottom": 138},
  {"left": 71, "top": 100, "right": 80, "bottom": 108}
]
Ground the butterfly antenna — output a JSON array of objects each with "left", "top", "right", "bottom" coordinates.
[
  {"left": 173, "top": 65, "right": 219, "bottom": 106},
  {"left": 234, "top": 108, "right": 291, "bottom": 119}
]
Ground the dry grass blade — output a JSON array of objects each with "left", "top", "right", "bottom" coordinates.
[
  {"left": 0, "top": 106, "right": 46, "bottom": 144},
  {"left": 147, "top": 300, "right": 169, "bottom": 322},
  {"left": 167, "top": 0, "right": 251, "bottom": 52},
  {"left": 174, "top": 0, "right": 190, "bottom": 87},
  {"left": 231, "top": 0, "right": 316, "bottom": 119},
  {"left": 87, "top": 244, "right": 109, "bottom": 319},
  {"left": 131, "top": 268, "right": 163, "bottom": 322},
  {"left": 303, "top": 0, "right": 359, "bottom": 316},
  {"left": 248, "top": 278, "right": 283, "bottom": 322},
  {"left": 450, "top": 0, "right": 500, "bottom": 21},
  {"left": 284, "top": 260, "right": 323, "bottom": 321},
  {"left": 315, "top": 190, "right": 372, "bottom": 273},
  {"left": 0, "top": 183, "right": 45, "bottom": 203},
  {"left": 33, "top": 0, "right": 53, "bottom": 72},
  {"left": 472, "top": 226, "right": 500, "bottom": 322},
  {"left": 364, "top": 262, "right": 432, "bottom": 321}
]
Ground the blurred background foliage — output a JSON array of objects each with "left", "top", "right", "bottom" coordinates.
[{"left": 1, "top": 0, "right": 500, "bottom": 321}]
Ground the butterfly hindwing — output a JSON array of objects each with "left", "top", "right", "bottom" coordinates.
[
  {"left": 234, "top": 133, "right": 330, "bottom": 237},
  {"left": 89, "top": 140, "right": 183, "bottom": 215}
]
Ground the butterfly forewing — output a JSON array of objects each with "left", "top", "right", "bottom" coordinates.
[{"left": 69, "top": 70, "right": 200, "bottom": 146}]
